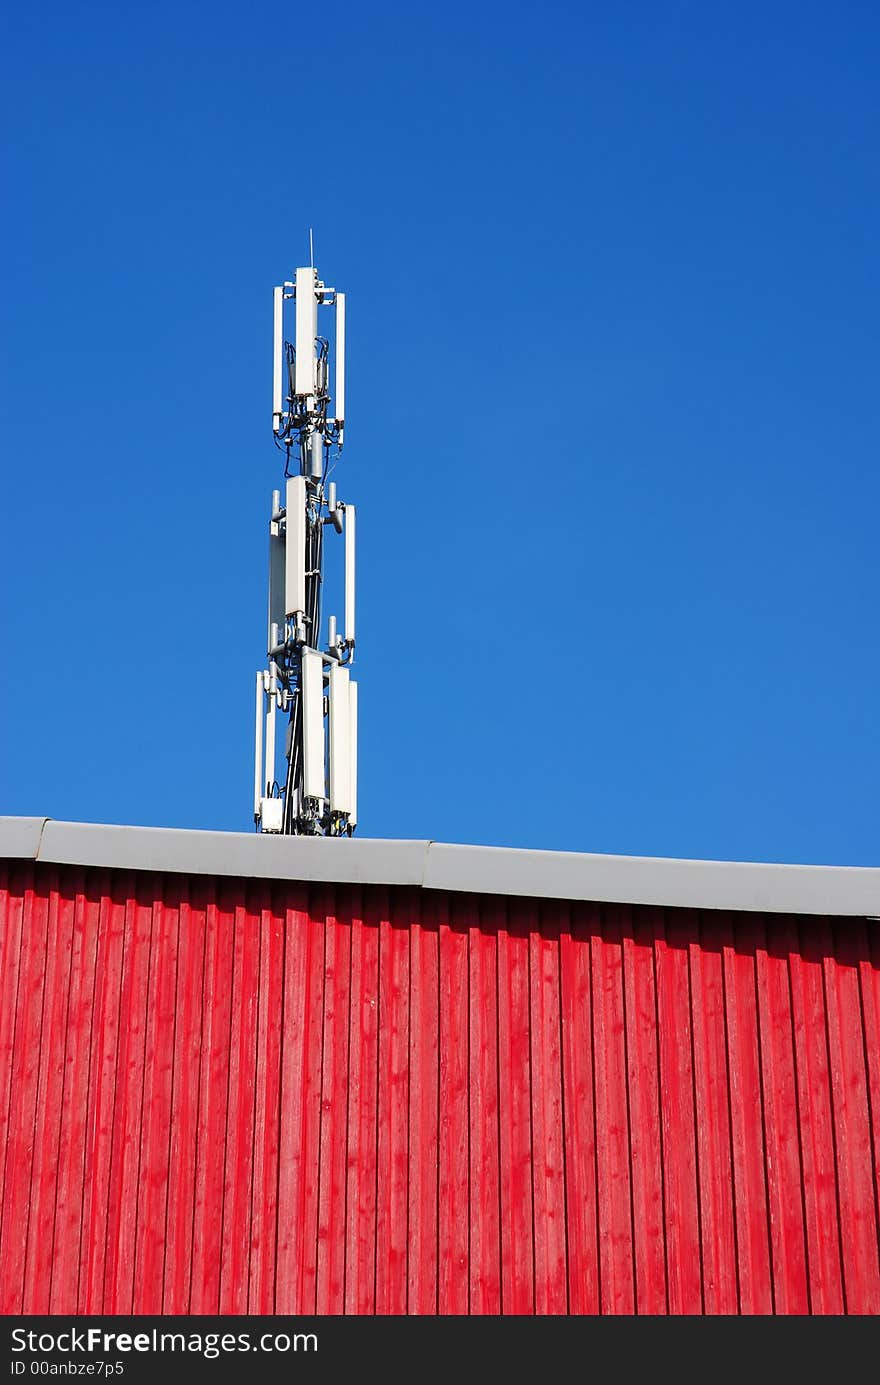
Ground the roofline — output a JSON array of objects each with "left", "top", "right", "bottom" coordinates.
[{"left": 2, "top": 817, "right": 878, "bottom": 918}]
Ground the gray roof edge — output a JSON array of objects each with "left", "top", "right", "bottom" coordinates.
[
  {"left": 424, "top": 842, "right": 880, "bottom": 917},
  {"left": 0, "top": 817, "right": 877, "bottom": 918},
  {"left": 0, "top": 817, "right": 48, "bottom": 863},
  {"left": 29, "top": 820, "right": 430, "bottom": 889}
]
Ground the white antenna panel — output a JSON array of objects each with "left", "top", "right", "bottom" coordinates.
[
  {"left": 272, "top": 286, "right": 284, "bottom": 430},
  {"left": 301, "top": 649, "right": 325, "bottom": 801},
  {"left": 284, "top": 475, "right": 306, "bottom": 616},
  {"left": 334, "top": 292, "right": 345, "bottom": 434},
  {"left": 264, "top": 683, "right": 276, "bottom": 795},
  {"left": 294, "top": 267, "right": 317, "bottom": 396},
  {"left": 254, "top": 671, "right": 264, "bottom": 817},
  {"left": 268, "top": 523, "right": 285, "bottom": 645},
  {"left": 329, "top": 663, "right": 351, "bottom": 814},
  {"left": 349, "top": 680, "right": 358, "bottom": 827},
  {"left": 344, "top": 504, "right": 356, "bottom": 646}
]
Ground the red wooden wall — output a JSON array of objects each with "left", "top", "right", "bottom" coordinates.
[{"left": 1, "top": 860, "right": 878, "bottom": 1314}]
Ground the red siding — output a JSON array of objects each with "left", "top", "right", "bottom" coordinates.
[{"left": 0, "top": 861, "right": 878, "bottom": 1315}]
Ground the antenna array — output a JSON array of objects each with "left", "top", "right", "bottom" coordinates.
[{"left": 253, "top": 264, "right": 357, "bottom": 835}]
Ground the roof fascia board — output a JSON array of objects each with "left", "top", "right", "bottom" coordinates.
[
  {"left": 423, "top": 841, "right": 880, "bottom": 918},
  {"left": 0, "top": 817, "right": 47, "bottom": 863},
  {"left": 0, "top": 817, "right": 877, "bottom": 918},
  {"left": 29, "top": 820, "right": 430, "bottom": 889}
]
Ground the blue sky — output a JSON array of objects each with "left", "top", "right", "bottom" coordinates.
[{"left": 2, "top": 2, "right": 878, "bottom": 864}]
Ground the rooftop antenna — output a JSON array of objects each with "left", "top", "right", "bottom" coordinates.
[
  {"left": 308, "top": 227, "right": 314, "bottom": 267},
  {"left": 255, "top": 259, "right": 355, "bottom": 835}
]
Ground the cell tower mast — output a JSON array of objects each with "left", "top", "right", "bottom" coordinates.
[{"left": 253, "top": 262, "right": 357, "bottom": 835}]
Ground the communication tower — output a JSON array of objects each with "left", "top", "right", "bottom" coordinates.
[{"left": 253, "top": 260, "right": 356, "bottom": 835}]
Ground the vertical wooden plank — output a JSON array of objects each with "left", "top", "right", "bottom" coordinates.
[
  {"left": 530, "top": 901, "right": 567, "bottom": 1314},
  {"left": 408, "top": 890, "right": 439, "bottom": 1315},
  {"left": 0, "top": 864, "right": 26, "bottom": 1280},
  {"left": 788, "top": 917, "right": 845, "bottom": 1313},
  {"left": 497, "top": 897, "right": 534, "bottom": 1314},
  {"left": 375, "top": 889, "right": 410, "bottom": 1313},
  {"left": 0, "top": 871, "right": 50, "bottom": 1312},
  {"left": 689, "top": 912, "right": 737, "bottom": 1314},
  {"left": 316, "top": 888, "right": 352, "bottom": 1314},
  {"left": 469, "top": 896, "right": 501, "bottom": 1314},
  {"left": 298, "top": 887, "right": 327, "bottom": 1315},
  {"left": 824, "top": 919, "right": 880, "bottom": 1312},
  {"left": 218, "top": 891, "right": 261, "bottom": 1312},
  {"left": 248, "top": 888, "right": 285, "bottom": 1313},
  {"left": 343, "top": 888, "right": 379, "bottom": 1314},
  {"left": 655, "top": 910, "right": 702, "bottom": 1314},
  {"left": 755, "top": 916, "right": 810, "bottom": 1313},
  {"left": 189, "top": 881, "right": 236, "bottom": 1313},
  {"left": 78, "top": 873, "right": 127, "bottom": 1313},
  {"left": 22, "top": 878, "right": 77, "bottom": 1312},
  {"left": 162, "top": 878, "right": 207, "bottom": 1313},
  {"left": 132, "top": 889, "right": 180, "bottom": 1312},
  {"left": 275, "top": 887, "right": 324, "bottom": 1313},
  {"left": 560, "top": 901, "right": 598, "bottom": 1314},
  {"left": 219, "top": 895, "right": 262, "bottom": 1312},
  {"left": 438, "top": 893, "right": 469, "bottom": 1314},
  {"left": 591, "top": 904, "right": 634, "bottom": 1313},
  {"left": 623, "top": 905, "right": 666, "bottom": 1314},
  {"left": 723, "top": 912, "right": 773, "bottom": 1314},
  {"left": 50, "top": 875, "right": 101, "bottom": 1312},
  {"left": 859, "top": 924, "right": 880, "bottom": 1282},
  {"left": 103, "top": 878, "right": 154, "bottom": 1313}
]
